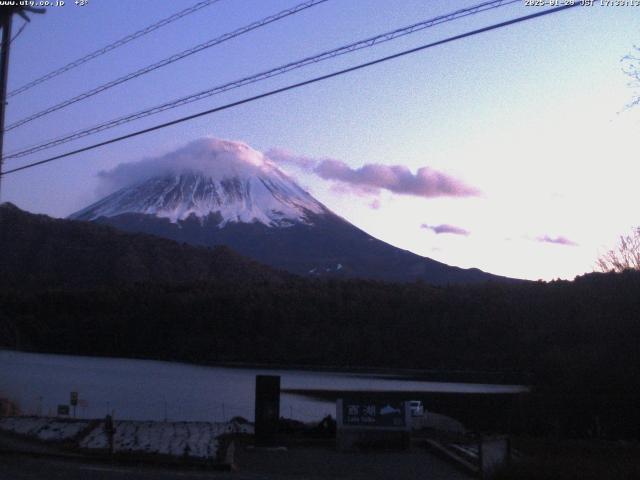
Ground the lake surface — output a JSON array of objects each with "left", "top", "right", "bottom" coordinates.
[{"left": 0, "top": 350, "right": 527, "bottom": 422}]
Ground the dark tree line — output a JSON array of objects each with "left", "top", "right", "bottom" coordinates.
[
  {"left": 2, "top": 203, "right": 640, "bottom": 438},
  {"left": 2, "top": 272, "right": 639, "bottom": 387},
  {"left": 2, "top": 271, "right": 640, "bottom": 438}
]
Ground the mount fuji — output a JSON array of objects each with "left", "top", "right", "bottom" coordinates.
[{"left": 70, "top": 138, "right": 508, "bottom": 285}]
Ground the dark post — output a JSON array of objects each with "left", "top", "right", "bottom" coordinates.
[
  {"left": 254, "top": 375, "right": 280, "bottom": 445},
  {"left": 0, "top": 11, "right": 13, "bottom": 199},
  {"left": 105, "top": 414, "right": 115, "bottom": 455},
  {"left": 70, "top": 391, "right": 78, "bottom": 418}
]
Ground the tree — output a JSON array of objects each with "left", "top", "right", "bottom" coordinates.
[{"left": 597, "top": 227, "right": 640, "bottom": 272}]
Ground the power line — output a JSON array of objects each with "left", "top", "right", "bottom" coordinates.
[
  {"left": 1, "top": 3, "right": 579, "bottom": 178},
  {"left": 0, "top": 20, "right": 27, "bottom": 50},
  {"left": 5, "top": 0, "right": 519, "bottom": 161},
  {"left": 4, "top": 0, "right": 328, "bottom": 132},
  {"left": 7, "top": 0, "right": 222, "bottom": 99},
  {"left": 10, "top": 21, "right": 27, "bottom": 44}
]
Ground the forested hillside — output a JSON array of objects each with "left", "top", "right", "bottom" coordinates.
[{"left": 2, "top": 203, "right": 640, "bottom": 438}]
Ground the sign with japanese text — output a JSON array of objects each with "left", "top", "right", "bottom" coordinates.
[{"left": 340, "top": 398, "right": 407, "bottom": 428}]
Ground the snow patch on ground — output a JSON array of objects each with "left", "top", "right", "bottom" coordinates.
[
  {"left": 0, "top": 416, "right": 90, "bottom": 442},
  {"left": 0, "top": 416, "right": 253, "bottom": 459},
  {"left": 79, "top": 419, "right": 252, "bottom": 458}
]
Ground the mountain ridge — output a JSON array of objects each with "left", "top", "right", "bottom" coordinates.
[
  {"left": 71, "top": 139, "right": 327, "bottom": 227},
  {"left": 69, "top": 138, "right": 515, "bottom": 285},
  {"left": 0, "top": 202, "right": 287, "bottom": 289},
  {"left": 90, "top": 209, "right": 505, "bottom": 285}
]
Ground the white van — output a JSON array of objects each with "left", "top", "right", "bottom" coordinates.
[{"left": 408, "top": 400, "right": 424, "bottom": 417}]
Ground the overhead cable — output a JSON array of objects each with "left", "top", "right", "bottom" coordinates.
[
  {"left": 7, "top": 0, "right": 223, "bottom": 98},
  {"left": 5, "top": 0, "right": 518, "bottom": 160},
  {"left": 5, "top": 0, "right": 328, "bottom": 131},
  {"left": 1, "top": 3, "right": 580, "bottom": 177}
]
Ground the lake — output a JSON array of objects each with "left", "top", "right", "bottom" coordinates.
[{"left": 0, "top": 350, "right": 527, "bottom": 423}]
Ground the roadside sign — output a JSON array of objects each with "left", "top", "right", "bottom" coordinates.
[
  {"left": 57, "top": 404, "right": 70, "bottom": 416},
  {"left": 336, "top": 397, "right": 411, "bottom": 451},
  {"left": 70, "top": 391, "right": 78, "bottom": 406},
  {"left": 341, "top": 398, "right": 407, "bottom": 427}
]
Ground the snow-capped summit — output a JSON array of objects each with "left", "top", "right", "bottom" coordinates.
[
  {"left": 70, "top": 138, "right": 326, "bottom": 227},
  {"left": 69, "top": 137, "right": 510, "bottom": 285}
]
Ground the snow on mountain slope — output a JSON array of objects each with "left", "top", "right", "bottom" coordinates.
[
  {"left": 70, "top": 138, "right": 326, "bottom": 227},
  {"left": 68, "top": 137, "right": 512, "bottom": 284}
]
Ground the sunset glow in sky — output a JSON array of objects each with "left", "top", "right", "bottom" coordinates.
[{"left": 2, "top": 0, "right": 639, "bottom": 281}]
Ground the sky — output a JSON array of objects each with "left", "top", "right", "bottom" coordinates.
[{"left": 1, "top": 0, "right": 639, "bottom": 281}]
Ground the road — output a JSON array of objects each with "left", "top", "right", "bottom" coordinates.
[
  {"left": 1, "top": 447, "right": 472, "bottom": 480},
  {"left": 0, "top": 427, "right": 472, "bottom": 480},
  {"left": 0, "top": 454, "right": 264, "bottom": 480}
]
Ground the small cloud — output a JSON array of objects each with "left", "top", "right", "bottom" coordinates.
[
  {"left": 266, "top": 148, "right": 318, "bottom": 170},
  {"left": 96, "top": 137, "right": 268, "bottom": 196},
  {"left": 536, "top": 235, "right": 578, "bottom": 246},
  {"left": 267, "top": 149, "right": 480, "bottom": 199},
  {"left": 329, "top": 181, "right": 378, "bottom": 196},
  {"left": 421, "top": 223, "right": 470, "bottom": 236},
  {"left": 369, "top": 198, "right": 381, "bottom": 210},
  {"left": 315, "top": 160, "right": 480, "bottom": 199}
]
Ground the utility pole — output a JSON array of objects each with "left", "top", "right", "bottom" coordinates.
[
  {"left": 0, "top": 10, "right": 13, "bottom": 200},
  {"left": 0, "top": 6, "right": 44, "bottom": 200}
]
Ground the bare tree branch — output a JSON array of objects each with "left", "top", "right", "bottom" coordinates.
[
  {"left": 622, "top": 45, "right": 640, "bottom": 110},
  {"left": 597, "top": 227, "right": 640, "bottom": 272}
]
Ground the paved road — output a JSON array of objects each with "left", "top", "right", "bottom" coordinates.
[
  {"left": 237, "top": 445, "right": 473, "bottom": 480},
  {"left": 0, "top": 427, "right": 472, "bottom": 480},
  {"left": 0, "top": 454, "right": 265, "bottom": 480},
  {"left": 1, "top": 448, "right": 471, "bottom": 480}
]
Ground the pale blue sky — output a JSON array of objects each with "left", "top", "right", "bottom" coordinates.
[{"left": 2, "top": 0, "right": 639, "bottom": 280}]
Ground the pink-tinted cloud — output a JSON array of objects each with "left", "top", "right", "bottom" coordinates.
[
  {"left": 267, "top": 150, "right": 480, "bottom": 199},
  {"left": 329, "top": 181, "right": 378, "bottom": 196},
  {"left": 266, "top": 148, "right": 318, "bottom": 170},
  {"left": 315, "top": 160, "right": 479, "bottom": 198},
  {"left": 421, "top": 224, "right": 470, "bottom": 236},
  {"left": 537, "top": 235, "right": 578, "bottom": 246},
  {"left": 369, "top": 198, "right": 381, "bottom": 210}
]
